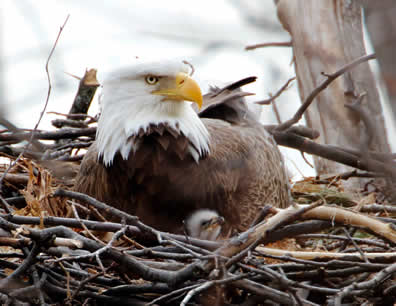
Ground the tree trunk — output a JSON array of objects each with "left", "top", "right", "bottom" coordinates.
[
  {"left": 276, "top": 0, "right": 390, "bottom": 187},
  {"left": 363, "top": 1, "right": 396, "bottom": 137}
]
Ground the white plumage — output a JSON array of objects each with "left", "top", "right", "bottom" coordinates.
[
  {"left": 97, "top": 60, "right": 210, "bottom": 165},
  {"left": 185, "top": 209, "right": 224, "bottom": 241}
]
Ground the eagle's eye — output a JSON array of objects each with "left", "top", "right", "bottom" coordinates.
[{"left": 145, "top": 75, "right": 159, "bottom": 85}]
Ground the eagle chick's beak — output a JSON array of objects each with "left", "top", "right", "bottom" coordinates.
[
  {"left": 152, "top": 72, "right": 203, "bottom": 109},
  {"left": 205, "top": 216, "right": 225, "bottom": 232}
]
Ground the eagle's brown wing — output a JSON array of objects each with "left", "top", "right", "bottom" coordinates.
[
  {"left": 75, "top": 120, "right": 289, "bottom": 233},
  {"left": 75, "top": 142, "right": 135, "bottom": 214},
  {"left": 147, "top": 118, "right": 290, "bottom": 232}
]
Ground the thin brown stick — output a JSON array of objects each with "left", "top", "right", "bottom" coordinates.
[
  {"left": 276, "top": 53, "right": 376, "bottom": 132},
  {"left": 272, "top": 130, "right": 396, "bottom": 178},
  {"left": 180, "top": 273, "right": 250, "bottom": 306},
  {"left": 272, "top": 100, "right": 282, "bottom": 124},
  {"left": 47, "top": 111, "right": 97, "bottom": 122},
  {"left": 0, "top": 196, "right": 12, "bottom": 214},
  {"left": 300, "top": 151, "right": 314, "bottom": 168},
  {"left": 256, "top": 246, "right": 396, "bottom": 262},
  {"left": 0, "top": 127, "right": 96, "bottom": 142},
  {"left": 334, "top": 263, "right": 396, "bottom": 305},
  {"left": 255, "top": 77, "right": 295, "bottom": 105},
  {"left": 245, "top": 41, "right": 292, "bottom": 51},
  {"left": 70, "top": 202, "right": 105, "bottom": 246},
  {"left": 0, "top": 15, "right": 70, "bottom": 191}
]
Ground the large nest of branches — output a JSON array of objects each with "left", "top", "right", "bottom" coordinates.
[{"left": 1, "top": 67, "right": 396, "bottom": 306}]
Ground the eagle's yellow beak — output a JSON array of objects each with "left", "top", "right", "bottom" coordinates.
[{"left": 152, "top": 72, "right": 203, "bottom": 109}]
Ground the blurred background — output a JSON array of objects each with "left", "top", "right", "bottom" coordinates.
[{"left": 1, "top": 0, "right": 336, "bottom": 178}]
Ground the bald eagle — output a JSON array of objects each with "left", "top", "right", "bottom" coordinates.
[
  {"left": 75, "top": 60, "right": 290, "bottom": 234},
  {"left": 185, "top": 209, "right": 225, "bottom": 241}
]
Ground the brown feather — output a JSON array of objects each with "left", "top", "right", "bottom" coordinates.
[
  {"left": 153, "top": 123, "right": 165, "bottom": 136},
  {"left": 165, "top": 124, "right": 179, "bottom": 138},
  {"left": 155, "top": 135, "right": 170, "bottom": 151}
]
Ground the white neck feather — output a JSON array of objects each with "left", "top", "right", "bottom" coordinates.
[{"left": 96, "top": 95, "right": 210, "bottom": 166}]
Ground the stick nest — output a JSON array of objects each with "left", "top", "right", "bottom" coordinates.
[{"left": 0, "top": 104, "right": 395, "bottom": 306}]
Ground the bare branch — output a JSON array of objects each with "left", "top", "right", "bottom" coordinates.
[
  {"left": 0, "top": 15, "right": 70, "bottom": 191},
  {"left": 245, "top": 41, "right": 292, "bottom": 50},
  {"left": 276, "top": 53, "right": 376, "bottom": 132},
  {"left": 255, "top": 77, "right": 295, "bottom": 105}
]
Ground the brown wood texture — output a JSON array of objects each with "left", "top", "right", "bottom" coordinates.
[
  {"left": 276, "top": 0, "right": 390, "bottom": 185},
  {"left": 364, "top": 1, "right": 396, "bottom": 128}
]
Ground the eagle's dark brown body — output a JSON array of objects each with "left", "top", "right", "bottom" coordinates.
[{"left": 75, "top": 78, "right": 291, "bottom": 234}]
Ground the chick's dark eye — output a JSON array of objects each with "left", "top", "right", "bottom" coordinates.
[
  {"left": 201, "top": 220, "right": 209, "bottom": 227},
  {"left": 145, "top": 75, "right": 159, "bottom": 85}
]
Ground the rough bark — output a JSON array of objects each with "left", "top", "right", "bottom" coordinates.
[
  {"left": 276, "top": 0, "right": 390, "bottom": 187},
  {"left": 363, "top": 0, "right": 396, "bottom": 127},
  {"left": 67, "top": 68, "right": 99, "bottom": 118}
]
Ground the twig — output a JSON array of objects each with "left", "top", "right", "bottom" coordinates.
[
  {"left": 296, "top": 233, "right": 390, "bottom": 249},
  {"left": 70, "top": 202, "right": 106, "bottom": 246},
  {"left": 67, "top": 270, "right": 105, "bottom": 304},
  {"left": 54, "top": 189, "right": 139, "bottom": 224},
  {"left": 245, "top": 41, "right": 292, "bottom": 50},
  {"left": 292, "top": 204, "right": 396, "bottom": 243},
  {"left": 48, "top": 226, "right": 126, "bottom": 266},
  {"left": 0, "top": 213, "right": 221, "bottom": 250},
  {"left": 180, "top": 273, "right": 250, "bottom": 306},
  {"left": 342, "top": 227, "right": 369, "bottom": 263},
  {"left": 361, "top": 204, "right": 396, "bottom": 214},
  {"left": 240, "top": 261, "right": 338, "bottom": 295},
  {"left": 0, "top": 195, "right": 12, "bottom": 214},
  {"left": 146, "top": 283, "right": 200, "bottom": 305},
  {"left": 52, "top": 118, "right": 89, "bottom": 129},
  {"left": 163, "top": 239, "right": 205, "bottom": 258},
  {"left": 276, "top": 53, "right": 376, "bottom": 131},
  {"left": 300, "top": 151, "right": 314, "bottom": 168},
  {"left": 0, "top": 127, "right": 96, "bottom": 142},
  {"left": 338, "top": 170, "right": 382, "bottom": 180},
  {"left": 249, "top": 205, "right": 274, "bottom": 227},
  {"left": 232, "top": 278, "right": 293, "bottom": 304},
  {"left": 225, "top": 237, "right": 261, "bottom": 268},
  {"left": 256, "top": 246, "right": 396, "bottom": 262},
  {"left": 0, "top": 15, "right": 70, "bottom": 191},
  {"left": 255, "top": 77, "right": 295, "bottom": 105},
  {"left": 272, "top": 130, "right": 396, "bottom": 178},
  {"left": 47, "top": 111, "right": 97, "bottom": 122},
  {"left": 8, "top": 273, "right": 48, "bottom": 303},
  {"left": 50, "top": 141, "right": 92, "bottom": 151},
  {"left": 4, "top": 242, "right": 40, "bottom": 281},
  {"left": 272, "top": 99, "right": 282, "bottom": 124},
  {"left": 334, "top": 262, "right": 396, "bottom": 305}
]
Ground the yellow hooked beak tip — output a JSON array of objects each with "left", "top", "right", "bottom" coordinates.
[{"left": 152, "top": 72, "right": 203, "bottom": 109}]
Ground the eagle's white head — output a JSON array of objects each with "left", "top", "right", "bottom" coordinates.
[
  {"left": 97, "top": 59, "right": 210, "bottom": 166},
  {"left": 185, "top": 209, "right": 225, "bottom": 241}
]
